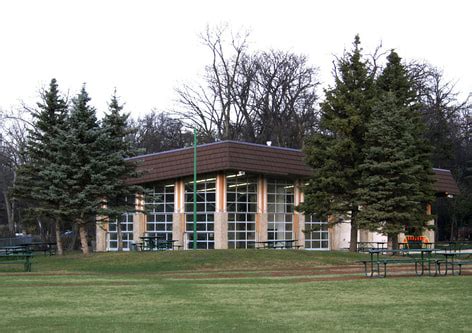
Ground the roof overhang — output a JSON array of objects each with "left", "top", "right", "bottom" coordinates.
[
  {"left": 128, "top": 141, "right": 312, "bottom": 184},
  {"left": 127, "top": 141, "right": 461, "bottom": 197},
  {"left": 432, "top": 168, "right": 460, "bottom": 196}
]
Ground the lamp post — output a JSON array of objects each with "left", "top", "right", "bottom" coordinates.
[{"left": 193, "top": 129, "right": 197, "bottom": 249}]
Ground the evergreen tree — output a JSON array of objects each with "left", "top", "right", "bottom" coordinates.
[
  {"left": 99, "top": 91, "right": 143, "bottom": 251},
  {"left": 357, "top": 94, "right": 434, "bottom": 249},
  {"left": 357, "top": 50, "right": 434, "bottom": 249},
  {"left": 48, "top": 86, "right": 144, "bottom": 255},
  {"left": 50, "top": 86, "right": 104, "bottom": 255},
  {"left": 13, "top": 78, "right": 68, "bottom": 254},
  {"left": 300, "top": 35, "right": 376, "bottom": 252}
]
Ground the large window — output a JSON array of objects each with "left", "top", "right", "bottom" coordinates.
[
  {"left": 227, "top": 173, "right": 257, "bottom": 249},
  {"left": 185, "top": 175, "right": 216, "bottom": 249},
  {"left": 108, "top": 212, "right": 134, "bottom": 251},
  {"left": 304, "top": 215, "right": 329, "bottom": 250},
  {"left": 145, "top": 183, "right": 174, "bottom": 240},
  {"left": 267, "top": 178, "right": 294, "bottom": 241}
]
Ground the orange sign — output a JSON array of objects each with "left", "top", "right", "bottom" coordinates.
[{"left": 402, "top": 235, "right": 430, "bottom": 243}]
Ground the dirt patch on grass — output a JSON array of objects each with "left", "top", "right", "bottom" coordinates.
[
  {"left": 0, "top": 264, "right": 468, "bottom": 282},
  {"left": 1, "top": 281, "right": 132, "bottom": 288},
  {"left": 164, "top": 264, "right": 414, "bottom": 280},
  {"left": 0, "top": 272, "right": 95, "bottom": 277},
  {"left": 164, "top": 264, "right": 471, "bottom": 281},
  {"left": 293, "top": 273, "right": 427, "bottom": 282}
]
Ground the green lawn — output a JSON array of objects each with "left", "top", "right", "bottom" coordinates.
[{"left": 0, "top": 250, "right": 470, "bottom": 332}]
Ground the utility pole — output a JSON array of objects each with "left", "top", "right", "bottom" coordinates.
[{"left": 193, "top": 129, "right": 197, "bottom": 249}]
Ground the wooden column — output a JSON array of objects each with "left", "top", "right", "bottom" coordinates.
[
  {"left": 294, "top": 180, "right": 304, "bottom": 249},
  {"left": 173, "top": 179, "right": 186, "bottom": 248},
  {"left": 95, "top": 219, "right": 108, "bottom": 252},
  {"left": 95, "top": 200, "right": 108, "bottom": 252},
  {"left": 133, "top": 193, "right": 146, "bottom": 243},
  {"left": 256, "top": 175, "right": 268, "bottom": 242},
  {"left": 423, "top": 203, "right": 435, "bottom": 244},
  {"left": 214, "top": 172, "right": 228, "bottom": 249}
]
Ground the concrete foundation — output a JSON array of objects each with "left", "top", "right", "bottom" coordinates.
[
  {"left": 172, "top": 212, "right": 185, "bottom": 248},
  {"left": 296, "top": 214, "right": 305, "bottom": 248},
  {"left": 256, "top": 213, "right": 268, "bottom": 242},
  {"left": 214, "top": 212, "right": 228, "bottom": 249},
  {"left": 329, "top": 221, "right": 351, "bottom": 250},
  {"left": 95, "top": 222, "right": 107, "bottom": 252}
]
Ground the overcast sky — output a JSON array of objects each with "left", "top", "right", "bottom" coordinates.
[{"left": 1, "top": 0, "right": 470, "bottom": 119}]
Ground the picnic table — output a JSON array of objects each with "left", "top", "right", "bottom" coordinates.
[
  {"left": 255, "top": 240, "right": 300, "bottom": 249},
  {"left": 139, "top": 237, "right": 180, "bottom": 251},
  {"left": 0, "top": 245, "right": 29, "bottom": 255},
  {"left": 434, "top": 250, "right": 472, "bottom": 276},
  {"left": 21, "top": 242, "right": 56, "bottom": 256},
  {"left": 0, "top": 253, "right": 32, "bottom": 272},
  {"left": 409, "top": 248, "right": 438, "bottom": 276},
  {"left": 0, "top": 246, "right": 33, "bottom": 272},
  {"left": 356, "top": 242, "right": 387, "bottom": 253},
  {"left": 360, "top": 248, "right": 431, "bottom": 277},
  {"left": 360, "top": 246, "right": 472, "bottom": 277},
  {"left": 399, "top": 242, "right": 434, "bottom": 250}
]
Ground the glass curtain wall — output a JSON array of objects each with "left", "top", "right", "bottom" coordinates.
[
  {"left": 185, "top": 175, "right": 216, "bottom": 249},
  {"left": 107, "top": 212, "right": 134, "bottom": 251},
  {"left": 304, "top": 215, "right": 329, "bottom": 250},
  {"left": 145, "top": 183, "right": 175, "bottom": 240},
  {"left": 227, "top": 173, "right": 257, "bottom": 248},
  {"left": 267, "top": 178, "right": 294, "bottom": 240}
]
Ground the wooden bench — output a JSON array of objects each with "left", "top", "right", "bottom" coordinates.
[{"left": 0, "top": 253, "right": 33, "bottom": 272}]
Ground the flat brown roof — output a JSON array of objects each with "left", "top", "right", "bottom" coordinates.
[
  {"left": 128, "top": 141, "right": 460, "bottom": 195},
  {"left": 128, "top": 141, "right": 312, "bottom": 184}
]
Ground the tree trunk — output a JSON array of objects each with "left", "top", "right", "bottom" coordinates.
[
  {"left": 450, "top": 216, "right": 457, "bottom": 241},
  {"left": 78, "top": 222, "right": 89, "bottom": 255},
  {"left": 117, "top": 220, "right": 123, "bottom": 252},
  {"left": 68, "top": 224, "right": 79, "bottom": 251},
  {"left": 224, "top": 108, "right": 230, "bottom": 140},
  {"left": 349, "top": 209, "right": 358, "bottom": 252},
  {"left": 388, "top": 233, "right": 399, "bottom": 250},
  {"left": 3, "top": 191, "right": 15, "bottom": 235},
  {"left": 36, "top": 218, "right": 46, "bottom": 242},
  {"left": 55, "top": 220, "right": 64, "bottom": 256}
]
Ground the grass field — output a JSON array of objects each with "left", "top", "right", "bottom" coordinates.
[{"left": 0, "top": 250, "right": 470, "bottom": 332}]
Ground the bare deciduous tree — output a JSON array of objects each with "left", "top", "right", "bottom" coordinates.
[
  {"left": 408, "top": 63, "right": 469, "bottom": 169},
  {"left": 0, "top": 109, "right": 31, "bottom": 235},
  {"left": 176, "top": 24, "right": 250, "bottom": 141},
  {"left": 131, "top": 111, "right": 193, "bottom": 154},
  {"left": 175, "top": 25, "right": 320, "bottom": 148}
]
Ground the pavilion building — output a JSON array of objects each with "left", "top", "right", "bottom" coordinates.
[{"left": 95, "top": 141, "right": 460, "bottom": 251}]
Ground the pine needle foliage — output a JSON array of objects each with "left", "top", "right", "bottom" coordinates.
[
  {"left": 300, "top": 35, "right": 376, "bottom": 251},
  {"left": 357, "top": 51, "right": 435, "bottom": 248}
]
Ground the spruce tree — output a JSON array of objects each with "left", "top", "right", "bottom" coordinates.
[
  {"left": 49, "top": 87, "right": 144, "bottom": 255},
  {"left": 357, "top": 94, "right": 433, "bottom": 248},
  {"left": 300, "top": 35, "right": 376, "bottom": 252},
  {"left": 13, "top": 78, "right": 68, "bottom": 254},
  {"left": 357, "top": 50, "right": 434, "bottom": 249},
  {"left": 52, "top": 86, "right": 103, "bottom": 255},
  {"left": 98, "top": 91, "right": 143, "bottom": 251}
]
